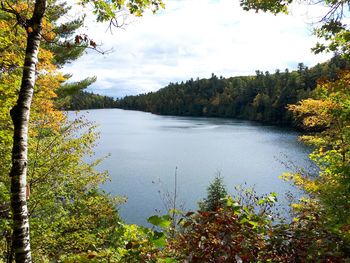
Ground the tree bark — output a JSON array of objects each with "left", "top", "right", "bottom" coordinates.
[{"left": 9, "top": 0, "right": 46, "bottom": 262}]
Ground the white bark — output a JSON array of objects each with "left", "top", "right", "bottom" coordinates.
[{"left": 9, "top": 0, "right": 46, "bottom": 262}]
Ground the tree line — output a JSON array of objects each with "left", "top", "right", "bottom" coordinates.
[
  {"left": 116, "top": 57, "right": 348, "bottom": 128},
  {"left": 58, "top": 90, "right": 118, "bottom": 110}
]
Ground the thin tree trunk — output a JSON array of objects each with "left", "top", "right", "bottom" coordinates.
[{"left": 9, "top": 0, "right": 46, "bottom": 262}]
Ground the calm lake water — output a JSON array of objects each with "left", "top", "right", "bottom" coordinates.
[{"left": 69, "top": 109, "right": 312, "bottom": 225}]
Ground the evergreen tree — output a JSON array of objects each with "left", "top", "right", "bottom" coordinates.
[
  {"left": 199, "top": 175, "right": 228, "bottom": 211},
  {"left": 116, "top": 57, "right": 348, "bottom": 127}
]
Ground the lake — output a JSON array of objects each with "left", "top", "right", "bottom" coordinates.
[{"left": 70, "top": 109, "right": 312, "bottom": 225}]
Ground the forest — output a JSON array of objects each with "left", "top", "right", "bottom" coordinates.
[
  {"left": 58, "top": 90, "right": 118, "bottom": 110},
  {"left": 1, "top": 0, "right": 350, "bottom": 262},
  {"left": 116, "top": 57, "right": 348, "bottom": 129}
]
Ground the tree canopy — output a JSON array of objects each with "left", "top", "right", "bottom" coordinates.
[{"left": 116, "top": 57, "right": 348, "bottom": 127}]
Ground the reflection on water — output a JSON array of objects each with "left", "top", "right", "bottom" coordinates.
[{"left": 69, "top": 109, "right": 312, "bottom": 225}]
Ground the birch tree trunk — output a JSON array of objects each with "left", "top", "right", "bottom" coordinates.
[{"left": 9, "top": 0, "right": 46, "bottom": 261}]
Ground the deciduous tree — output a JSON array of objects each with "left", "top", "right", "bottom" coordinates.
[
  {"left": 287, "top": 70, "right": 350, "bottom": 235},
  {"left": 0, "top": 0, "right": 163, "bottom": 261}
]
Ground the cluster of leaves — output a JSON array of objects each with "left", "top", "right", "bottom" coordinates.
[
  {"left": 24, "top": 118, "right": 126, "bottom": 260},
  {"left": 286, "top": 69, "right": 350, "bottom": 242},
  {"left": 167, "top": 190, "right": 278, "bottom": 262},
  {"left": 80, "top": 0, "right": 165, "bottom": 22},
  {"left": 58, "top": 221, "right": 165, "bottom": 262},
  {"left": 240, "top": 0, "right": 292, "bottom": 14},
  {"left": 116, "top": 58, "right": 347, "bottom": 126}
]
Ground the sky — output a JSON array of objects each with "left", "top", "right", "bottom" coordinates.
[{"left": 61, "top": 0, "right": 332, "bottom": 98}]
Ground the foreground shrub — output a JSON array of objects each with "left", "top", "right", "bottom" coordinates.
[{"left": 163, "top": 190, "right": 349, "bottom": 262}]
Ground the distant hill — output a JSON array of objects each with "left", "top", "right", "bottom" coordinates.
[{"left": 116, "top": 56, "right": 348, "bottom": 126}]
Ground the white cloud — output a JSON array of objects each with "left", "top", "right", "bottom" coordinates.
[{"left": 61, "top": 0, "right": 332, "bottom": 97}]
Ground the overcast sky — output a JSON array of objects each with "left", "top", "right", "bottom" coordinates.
[{"left": 61, "top": 0, "right": 332, "bottom": 98}]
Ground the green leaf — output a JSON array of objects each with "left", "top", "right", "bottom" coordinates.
[
  {"left": 147, "top": 215, "right": 171, "bottom": 228},
  {"left": 150, "top": 231, "right": 166, "bottom": 248}
]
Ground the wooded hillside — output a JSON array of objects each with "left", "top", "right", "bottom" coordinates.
[{"left": 116, "top": 57, "right": 348, "bottom": 127}]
